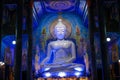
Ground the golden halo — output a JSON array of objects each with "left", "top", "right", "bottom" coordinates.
[{"left": 49, "top": 18, "right": 72, "bottom": 38}]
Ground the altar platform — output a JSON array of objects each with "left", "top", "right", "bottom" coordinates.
[{"left": 36, "top": 77, "right": 89, "bottom": 80}]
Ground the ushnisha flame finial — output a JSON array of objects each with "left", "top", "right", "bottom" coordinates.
[{"left": 55, "top": 19, "right": 66, "bottom": 30}]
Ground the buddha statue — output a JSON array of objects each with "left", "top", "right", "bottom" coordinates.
[{"left": 39, "top": 19, "right": 88, "bottom": 77}]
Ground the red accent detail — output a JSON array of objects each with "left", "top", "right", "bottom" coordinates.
[
  {"left": 87, "top": 0, "right": 91, "bottom": 7},
  {"left": 30, "top": 1, "right": 33, "bottom": 8}
]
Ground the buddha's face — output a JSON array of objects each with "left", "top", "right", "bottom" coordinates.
[
  {"left": 54, "top": 19, "right": 66, "bottom": 40},
  {"left": 55, "top": 25, "right": 66, "bottom": 40}
]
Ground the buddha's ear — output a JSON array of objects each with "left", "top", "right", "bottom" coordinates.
[
  {"left": 52, "top": 29, "right": 57, "bottom": 39},
  {"left": 65, "top": 29, "right": 68, "bottom": 39}
]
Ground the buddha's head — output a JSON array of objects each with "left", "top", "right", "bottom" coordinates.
[{"left": 54, "top": 19, "right": 66, "bottom": 40}]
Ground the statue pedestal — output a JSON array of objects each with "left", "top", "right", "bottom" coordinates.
[{"left": 37, "top": 77, "right": 89, "bottom": 80}]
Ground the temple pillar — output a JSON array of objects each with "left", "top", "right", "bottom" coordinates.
[
  {"left": 14, "top": 0, "right": 24, "bottom": 80},
  {"left": 118, "top": 0, "right": 120, "bottom": 32},
  {"left": 0, "top": 0, "right": 3, "bottom": 61},
  {"left": 87, "top": 0, "right": 98, "bottom": 80},
  {"left": 26, "top": 0, "right": 33, "bottom": 80},
  {"left": 116, "top": 0, "right": 120, "bottom": 79},
  {"left": 96, "top": 0, "right": 110, "bottom": 80}
]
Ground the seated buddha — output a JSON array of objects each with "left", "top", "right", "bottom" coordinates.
[{"left": 39, "top": 19, "right": 87, "bottom": 77}]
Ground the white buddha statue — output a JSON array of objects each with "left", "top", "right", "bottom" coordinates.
[
  {"left": 41, "top": 19, "right": 76, "bottom": 65},
  {"left": 39, "top": 19, "right": 86, "bottom": 77}
]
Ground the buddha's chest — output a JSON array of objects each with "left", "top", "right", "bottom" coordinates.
[{"left": 51, "top": 41, "right": 71, "bottom": 49}]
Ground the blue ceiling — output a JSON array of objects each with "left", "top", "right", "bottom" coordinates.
[{"left": 33, "top": 0, "right": 88, "bottom": 28}]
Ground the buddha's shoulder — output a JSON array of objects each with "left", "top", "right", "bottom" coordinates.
[{"left": 48, "top": 41, "right": 57, "bottom": 45}]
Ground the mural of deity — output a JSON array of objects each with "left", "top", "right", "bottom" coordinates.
[
  {"left": 111, "top": 43, "right": 119, "bottom": 62},
  {"left": 35, "top": 45, "right": 41, "bottom": 73},
  {"left": 22, "top": 49, "right": 27, "bottom": 71},
  {"left": 4, "top": 47, "right": 12, "bottom": 65}
]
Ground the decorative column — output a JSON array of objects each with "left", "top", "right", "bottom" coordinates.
[
  {"left": 26, "top": 0, "right": 33, "bottom": 80},
  {"left": 0, "top": 0, "right": 3, "bottom": 61},
  {"left": 97, "top": 0, "right": 110, "bottom": 80},
  {"left": 14, "top": 0, "right": 24, "bottom": 80},
  {"left": 87, "top": 0, "right": 98, "bottom": 80},
  {"left": 117, "top": 0, "right": 120, "bottom": 78},
  {"left": 118, "top": 0, "right": 120, "bottom": 31},
  {"left": 118, "top": 0, "right": 120, "bottom": 32}
]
